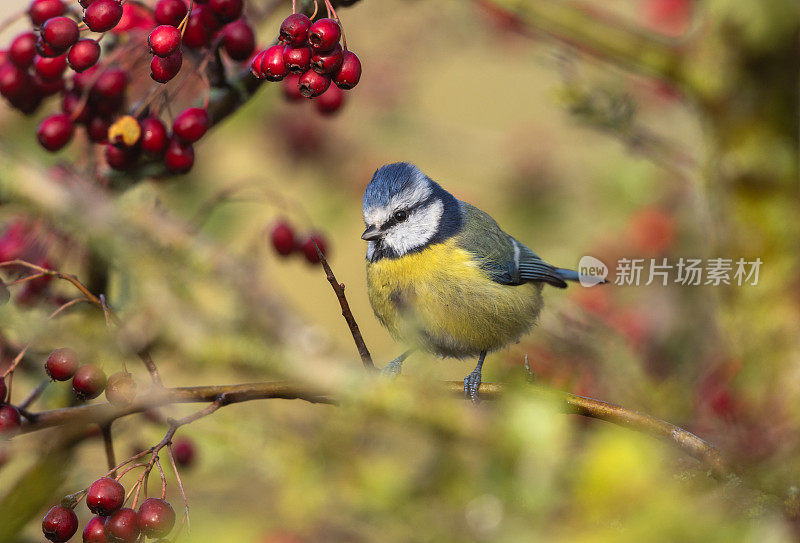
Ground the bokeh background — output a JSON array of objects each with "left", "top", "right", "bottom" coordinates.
[{"left": 0, "top": 0, "right": 798, "bottom": 541}]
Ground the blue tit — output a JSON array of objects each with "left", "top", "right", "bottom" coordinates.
[{"left": 361, "top": 162, "right": 594, "bottom": 401}]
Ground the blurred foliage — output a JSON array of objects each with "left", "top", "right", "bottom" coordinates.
[{"left": 0, "top": 0, "right": 798, "bottom": 542}]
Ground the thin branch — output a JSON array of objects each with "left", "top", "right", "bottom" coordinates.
[
  {"left": 18, "top": 380, "right": 726, "bottom": 476},
  {"left": 101, "top": 424, "right": 117, "bottom": 474}
]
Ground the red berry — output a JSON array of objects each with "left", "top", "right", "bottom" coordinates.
[
  {"left": 308, "top": 18, "right": 341, "bottom": 52},
  {"left": 87, "top": 115, "right": 111, "bottom": 143},
  {"left": 149, "top": 25, "right": 181, "bottom": 57},
  {"left": 0, "top": 62, "right": 32, "bottom": 99},
  {"left": 42, "top": 505, "right": 79, "bottom": 543},
  {"left": 37, "top": 114, "right": 74, "bottom": 152},
  {"left": 222, "top": 19, "right": 255, "bottom": 61},
  {"left": 164, "top": 138, "right": 195, "bottom": 174},
  {"left": 72, "top": 364, "right": 107, "bottom": 400},
  {"left": 250, "top": 49, "right": 266, "bottom": 78},
  {"left": 92, "top": 67, "right": 127, "bottom": 100},
  {"left": 104, "top": 507, "right": 139, "bottom": 543},
  {"left": 140, "top": 116, "right": 168, "bottom": 155},
  {"left": 154, "top": 0, "right": 187, "bottom": 27},
  {"left": 105, "top": 143, "right": 140, "bottom": 170},
  {"left": 137, "top": 498, "right": 175, "bottom": 538},
  {"left": 29, "top": 0, "right": 66, "bottom": 27},
  {"left": 9, "top": 32, "right": 38, "bottom": 67},
  {"left": 150, "top": 49, "right": 182, "bottom": 83},
  {"left": 105, "top": 371, "right": 136, "bottom": 406},
  {"left": 45, "top": 347, "right": 79, "bottom": 381},
  {"left": 173, "top": 107, "right": 209, "bottom": 142},
  {"left": 84, "top": 0, "right": 124, "bottom": 32},
  {"left": 282, "top": 73, "right": 302, "bottom": 101},
  {"left": 0, "top": 377, "right": 6, "bottom": 403},
  {"left": 34, "top": 53, "right": 67, "bottom": 79},
  {"left": 41, "top": 16, "right": 79, "bottom": 52},
  {"left": 33, "top": 73, "right": 64, "bottom": 96},
  {"left": 87, "top": 477, "right": 125, "bottom": 516},
  {"left": 300, "top": 233, "right": 328, "bottom": 263},
  {"left": 315, "top": 84, "right": 344, "bottom": 115},
  {"left": 279, "top": 13, "right": 311, "bottom": 46},
  {"left": 172, "top": 437, "right": 196, "bottom": 466},
  {"left": 297, "top": 69, "right": 330, "bottom": 98},
  {"left": 0, "top": 404, "right": 20, "bottom": 437},
  {"left": 333, "top": 50, "right": 361, "bottom": 89},
  {"left": 83, "top": 516, "right": 107, "bottom": 543},
  {"left": 283, "top": 45, "right": 311, "bottom": 74},
  {"left": 208, "top": 0, "right": 242, "bottom": 23},
  {"left": 67, "top": 38, "right": 101, "bottom": 72},
  {"left": 62, "top": 91, "right": 89, "bottom": 122},
  {"left": 261, "top": 44, "right": 288, "bottom": 81},
  {"left": 310, "top": 44, "right": 342, "bottom": 75},
  {"left": 182, "top": 5, "right": 220, "bottom": 48},
  {"left": 271, "top": 221, "right": 295, "bottom": 255}
]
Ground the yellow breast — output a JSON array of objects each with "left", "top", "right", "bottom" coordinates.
[{"left": 366, "top": 239, "right": 543, "bottom": 358}]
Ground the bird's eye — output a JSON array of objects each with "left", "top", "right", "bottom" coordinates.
[{"left": 393, "top": 210, "right": 408, "bottom": 222}]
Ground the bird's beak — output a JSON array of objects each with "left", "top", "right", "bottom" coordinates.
[{"left": 361, "top": 225, "right": 382, "bottom": 241}]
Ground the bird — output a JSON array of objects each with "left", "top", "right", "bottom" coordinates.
[{"left": 361, "top": 162, "right": 599, "bottom": 402}]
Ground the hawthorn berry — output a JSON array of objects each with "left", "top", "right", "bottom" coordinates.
[
  {"left": 42, "top": 505, "right": 79, "bottom": 543},
  {"left": 87, "top": 477, "right": 125, "bottom": 516},
  {"left": 308, "top": 18, "right": 341, "bottom": 52},
  {"left": 282, "top": 73, "right": 303, "bottom": 101},
  {"left": 0, "top": 62, "right": 32, "bottom": 100},
  {"left": 29, "top": 0, "right": 66, "bottom": 27},
  {"left": 45, "top": 347, "right": 79, "bottom": 381},
  {"left": 311, "top": 44, "right": 343, "bottom": 75},
  {"left": 172, "top": 436, "right": 196, "bottom": 466},
  {"left": 67, "top": 39, "right": 101, "bottom": 72},
  {"left": 33, "top": 73, "right": 65, "bottom": 96},
  {"left": 0, "top": 404, "right": 21, "bottom": 438},
  {"left": 154, "top": 0, "right": 187, "bottom": 27},
  {"left": 173, "top": 107, "right": 209, "bottom": 142},
  {"left": 283, "top": 45, "right": 312, "bottom": 74},
  {"left": 164, "top": 138, "right": 195, "bottom": 174},
  {"left": 9, "top": 32, "right": 38, "bottom": 67},
  {"left": 84, "top": 0, "right": 124, "bottom": 33},
  {"left": 250, "top": 49, "right": 266, "bottom": 78},
  {"left": 297, "top": 69, "right": 330, "bottom": 98},
  {"left": 140, "top": 116, "right": 168, "bottom": 155},
  {"left": 0, "top": 377, "right": 6, "bottom": 403},
  {"left": 300, "top": 233, "right": 328, "bottom": 264},
  {"left": 87, "top": 115, "right": 111, "bottom": 143},
  {"left": 83, "top": 516, "right": 108, "bottom": 543},
  {"left": 34, "top": 54, "right": 67, "bottom": 79},
  {"left": 105, "top": 143, "right": 140, "bottom": 170},
  {"left": 333, "top": 50, "right": 361, "bottom": 89},
  {"left": 72, "top": 364, "right": 107, "bottom": 400},
  {"left": 149, "top": 25, "right": 181, "bottom": 57},
  {"left": 279, "top": 13, "right": 311, "bottom": 46},
  {"left": 150, "top": 49, "right": 182, "bottom": 83},
  {"left": 315, "top": 84, "right": 344, "bottom": 115},
  {"left": 271, "top": 221, "right": 295, "bottom": 255},
  {"left": 182, "top": 5, "right": 220, "bottom": 48},
  {"left": 92, "top": 68, "right": 127, "bottom": 100},
  {"left": 261, "top": 44, "right": 288, "bottom": 81},
  {"left": 137, "top": 498, "right": 176, "bottom": 538},
  {"left": 37, "top": 114, "right": 74, "bottom": 152},
  {"left": 105, "top": 371, "right": 136, "bottom": 406},
  {"left": 41, "top": 16, "right": 79, "bottom": 53},
  {"left": 104, "top": 507, "right": 139, "bottom": 543},
  {"left": 208, "top": 0, "right": 243, "bottom": 23},
  {"left": 222, "top": 19, "right": 255, "bottom": 61}
]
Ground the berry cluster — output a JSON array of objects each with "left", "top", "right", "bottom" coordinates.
[
  {"left": 270, "top": 220, "right": 328, "bottom": 264},
  {"left": 0, "top": 0, "right": 255, "bottom": 176},
  {"left": 251, "top": 9, "right": 361, "bottom": 115},
  {"left": 0, "top": 218, "right": 56, "bottom": 305},
  {"left": 45, "top": 347, "right": 110, "bottom": 401},
  {"left": 42, "top": 476, "right": 176, "bottom": 542}
]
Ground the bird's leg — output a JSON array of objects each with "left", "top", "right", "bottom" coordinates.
[
  {"left": 463, "top": 351, "right": 487, "bottom": 404},
  {"left": 380, "top": 349, "right": 414, "bottom": 378}
]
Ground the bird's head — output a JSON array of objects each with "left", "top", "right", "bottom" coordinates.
[{"left": 362, "top": 162, "right": 462, "bottom": 261}]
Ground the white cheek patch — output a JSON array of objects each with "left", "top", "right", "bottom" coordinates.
[{"left": 382, "top": 199, "right": 444, "bottom": 255}]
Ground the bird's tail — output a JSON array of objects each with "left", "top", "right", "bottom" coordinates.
[{"left": 555, "top": 268, "right": 607, "bottom": 286}]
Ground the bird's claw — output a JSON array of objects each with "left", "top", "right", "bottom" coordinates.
[
  {"left": 463, "top": 370, "right": 482, "bottom": 404},
  {"left": 380, "top": 358, "right": 403, "bottom": 379}
]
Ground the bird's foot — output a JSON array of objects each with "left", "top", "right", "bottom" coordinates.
[
  {"left": 463, "top": 369, "right": 482, "bottom": 404},
  {"left": 380, "top": 350, "right": 413, "bottom": 379}
]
